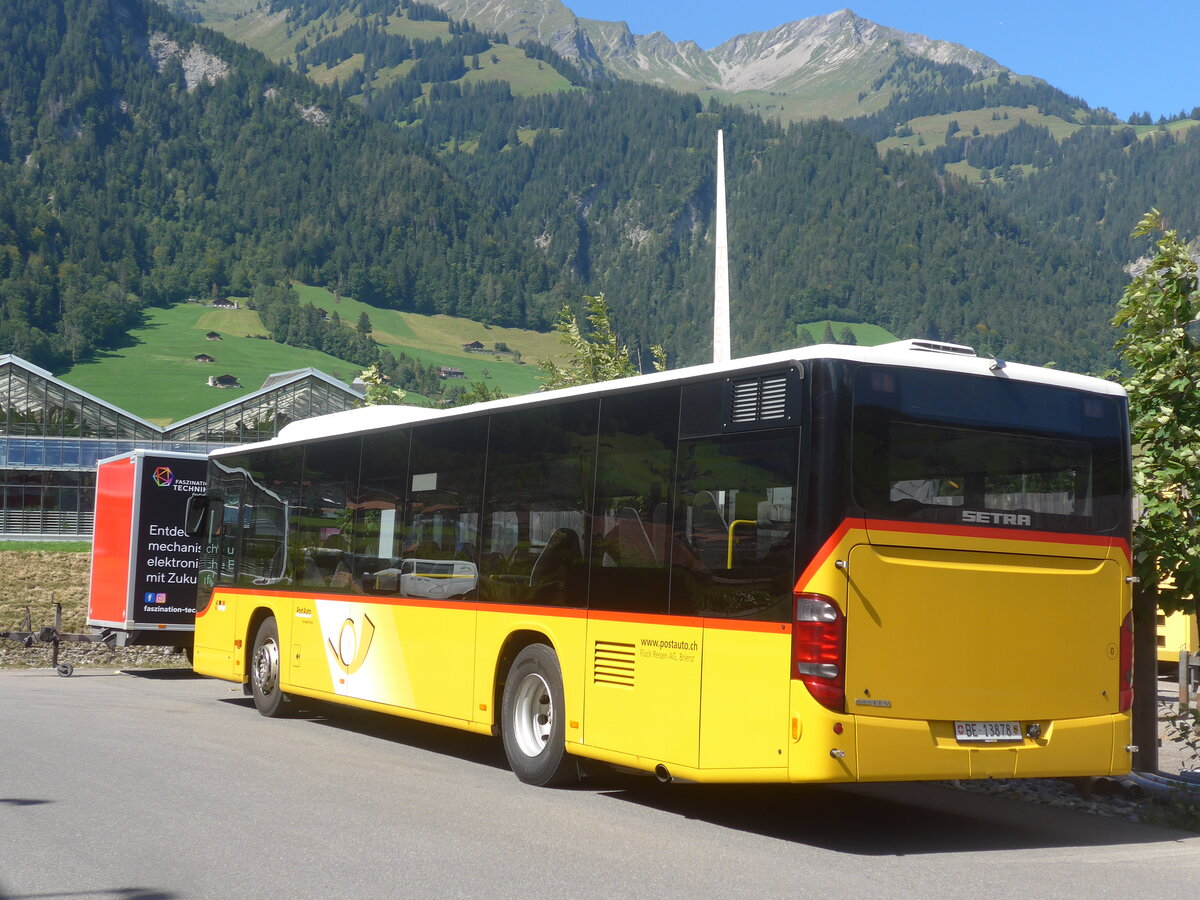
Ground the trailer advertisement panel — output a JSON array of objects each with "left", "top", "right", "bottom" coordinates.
[{"left": 130, "top": 455, "right": 208, "bottom": 627}]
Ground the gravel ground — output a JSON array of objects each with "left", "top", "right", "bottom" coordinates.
[{"left": 0, "top": 637, "right": 190, "bottom": 671}]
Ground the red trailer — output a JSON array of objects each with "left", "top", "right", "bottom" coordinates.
[{"left": 87, "top": 450, "right": 209, "bottom": 651}]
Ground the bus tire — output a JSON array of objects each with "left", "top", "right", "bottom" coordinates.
[
  {"left": 249, "top": 617, "right": 292, "bottom": 718},
  {"left": 501, "top": 643, "right": 577, "bottom": 786}
]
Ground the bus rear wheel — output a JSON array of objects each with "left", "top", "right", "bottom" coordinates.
[
  {"left": 501, "top": 644, "right": 577, "bottom": 786},
  {"left": 250, "top": 617, "right": 293, "bottom": 718}
]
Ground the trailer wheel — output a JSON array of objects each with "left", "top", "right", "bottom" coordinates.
[
  {"left": 249, "top": 617, "right": 292, "bottom": 717},
  {"left": 500, "top": 643, "right": 577, "bottom": 786}
]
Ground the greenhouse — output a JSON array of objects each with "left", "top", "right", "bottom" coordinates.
[{"left": 0, "top": 354, "right": 360, "bottom": 538}]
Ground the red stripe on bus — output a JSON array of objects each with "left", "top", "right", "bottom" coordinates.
[
  {"left": 795, "top": 519, "right": 859, "bottom": 590},
  {"left": 208, "top": 588, "right": 788, "bottom": 632},
  {"left": 793, "top": 517, "right": 1130, "bottom": 594}
]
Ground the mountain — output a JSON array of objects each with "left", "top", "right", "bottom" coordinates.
[
  {"left": 586, "top": 9, "right": 1005, "bottom": 120},
  {"left": 2, "top": 0, "right": 1175, "bottom": 390},
  {"left": 180, "top": 0, "right": 1074, "bottom": 120},
  {"left": 427, "top": 4, "right": 1041, "bottom": 120},
  {"left": 4, "top": 0, "right": 1131, "bottom": 373}
]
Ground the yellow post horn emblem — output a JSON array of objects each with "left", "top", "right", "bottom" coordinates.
[{"left": 329, "top": 614, "right": 375, "bottom": 674}]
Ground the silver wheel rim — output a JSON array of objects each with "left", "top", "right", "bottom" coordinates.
[
  {"left": 511, "top": 672, "right": 553, "bottom": 758},
  {"left": 253, "top": 635, "right": 280, "bottom": 697}
]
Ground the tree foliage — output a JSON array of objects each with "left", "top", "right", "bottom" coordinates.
[
  {"left": 1113, "top": 209, "right": 1200, "bottom": 614},
  {"left": 357, "top": 361, "right": 407, "bottom": 406},
  {"left": 447, "top": 380, "right": 508, "bottom": 406},
  {"left": 538, "top": 294, "right": 663, "bottom": 389}
]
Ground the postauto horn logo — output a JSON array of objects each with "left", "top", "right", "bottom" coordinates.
[{"left": 152, "top": 467, "right": 174, "bottom": 488}]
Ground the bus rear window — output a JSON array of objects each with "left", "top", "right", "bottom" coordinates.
[{"left": 852, "top": 367, "right": 1127, "bottom": 534}]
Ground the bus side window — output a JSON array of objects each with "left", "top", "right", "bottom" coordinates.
[
  {"left": 297, "top": 437, "right": 363, "bottom": 593},
  {"left": 587, "top": 389, "right": 679, "bottom": 615},
  {"left": 479, "top": 400, "right": 597, "bottom": 607},
  {"left": 356, "top": 430, "right": 409, "bottom": 596},
  {"left": 670, "top": 431, "right": 800, "bottom": 621},
  {"left": 401, "top": 418, "right": 486, "bottom": 601}
]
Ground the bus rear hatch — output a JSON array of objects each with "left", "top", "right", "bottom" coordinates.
[
  {"left": 844, "top": 537, "right": 1123, "bottom": 724},
  {"left": 844, "top": 362, "right": 1130, "bottom": 729}
]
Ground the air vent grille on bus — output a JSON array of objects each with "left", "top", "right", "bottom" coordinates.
[
  {"left": 593, "top": 640, "right": 635, "bottom": 687},
  {"left": 730, "top": 375, "right": 789, "bottom": 424}
]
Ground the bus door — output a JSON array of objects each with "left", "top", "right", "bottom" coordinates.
[
  {"left": 191, "top": 469, "right": 243, "bottom": 678},
  {"left": 583, "top": 389, "right": 702, "bottom": 768},
  {"left": 300, "top": 425, "right": 481, "bottom": 723},
  {"left": 677, "top": 430, "right": 799, "bottom": 771}
]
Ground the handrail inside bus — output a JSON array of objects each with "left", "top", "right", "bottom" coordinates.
[{"left": 727, "top": 519, "right": 757, "bottom": 569}]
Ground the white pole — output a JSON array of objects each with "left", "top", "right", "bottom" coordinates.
[{"left": 713, "top": 130, "right": 731, "bottom": 364}]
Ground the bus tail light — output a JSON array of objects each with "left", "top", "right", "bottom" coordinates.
[
  {"left": 1119, "top": 610, "right": 1133, "bottom": 712},
  {"left": 793, "top": 593, "right": 845, "bottom": 712}
]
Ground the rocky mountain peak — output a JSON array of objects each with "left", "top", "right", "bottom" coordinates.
[{"left": 428, "top": 0, "right": 1006, "bottom": 106}]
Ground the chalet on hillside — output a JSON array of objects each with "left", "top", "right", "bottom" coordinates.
[
  {"left": 194, "top": 353, "right": 215, "bottom": 363},
  {"left": 211, "top": 298, "right": 238, "bottom": 309},
  {"left": 461, "top": 341, "right": 485, "bottom": 352},
  {"left": 208, "top": 374, "right": 242, "bottom": 389},
  {"left": 439, "top": 367, "right": 466, "bottom": 379},
  {"left": 205, "top": 331, "right": 222, "bottom": 341}
]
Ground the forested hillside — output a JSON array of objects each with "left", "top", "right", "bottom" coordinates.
[
  {"left": 842, "top": 56, "right": 1117, "bottom": 142},
  {"left": 0, "top": 0, "right": 1137, "bottom": 380},
  {"left": 198, "top": 0, "right": 1134, "bottom": 370},
  {"left": 406, "top": 83, "right": 1124, "bottom": 369},
  {"left": 969, "top": 126, "right": 1200, "bottom": 264},
  {"left": 0, "top": 0, "right": 576, "bottom": 379}
]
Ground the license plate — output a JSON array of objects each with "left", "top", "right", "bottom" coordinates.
[{"left": 954, "top": 720, "right": 1022, "bottom": 743}]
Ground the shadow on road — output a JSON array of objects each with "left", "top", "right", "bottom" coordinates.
[
  {"left": 595, "top": 778, "right": 1191, "bottom": 855},
  {"left": 120, "top": 668, "right": 202, "bottom": 680},
  {"left": 0, "top": 889, "right": 178, "bottom": 900},
  {"left": 217, "top": 696, "right": 511, "bottom": 772}
]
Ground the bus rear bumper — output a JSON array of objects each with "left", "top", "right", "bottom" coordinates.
[{"left": 789, "top": 704, "right": 1134, "bottom": 783}]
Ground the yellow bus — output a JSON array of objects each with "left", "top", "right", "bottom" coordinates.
[
  {"left": 1158, "top": 608, "right": 1198, "bottom": 665},
  {"left": 189, "top": 340, "right": 1134, "bottom": 786}
]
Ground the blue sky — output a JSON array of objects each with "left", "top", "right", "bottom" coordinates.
[{"left": 567, "top": 0, "right": 1199, "bottom": 120}]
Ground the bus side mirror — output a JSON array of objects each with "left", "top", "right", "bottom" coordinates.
[{"left": 185, "top": 494, "right": 218, "bottom": 537}]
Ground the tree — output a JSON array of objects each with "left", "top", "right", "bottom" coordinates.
[
  {"left": 538, "top": 294, "right": 665, "bottom": 389},
  {"left": 356, "top": 312, "right": 373, "bottom": 336},
  {"left": 357, "top": 362, "right": 406, "bottom": 405},
  {"left": 1114, "top": 209, "right": 1200, "bottom": 613},
  {"left": 1112, "top": 208, "right": 1200, "bottom": 771},
  {"left": 449, "top": 381, "right": 507, "bottom": 406}
]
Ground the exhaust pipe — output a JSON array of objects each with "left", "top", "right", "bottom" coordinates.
[{"left": 654, "top": 764, "right": 672, "bottom": 784}]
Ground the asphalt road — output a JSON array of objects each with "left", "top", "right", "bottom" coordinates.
[{"left": 1, "top": 667, "right": 1198, "bottom": 899}]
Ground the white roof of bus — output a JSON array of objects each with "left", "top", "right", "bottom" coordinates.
[{"left": 211, "top": 340, "right": 1126, "bottom": 458}]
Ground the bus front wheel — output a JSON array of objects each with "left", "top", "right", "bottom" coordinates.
[
  {"left": 501, "top": 644, "right": 577, "bottom": 786},
  {"left": 250, "top": 617, "right": 293, "bottom": 718}
]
